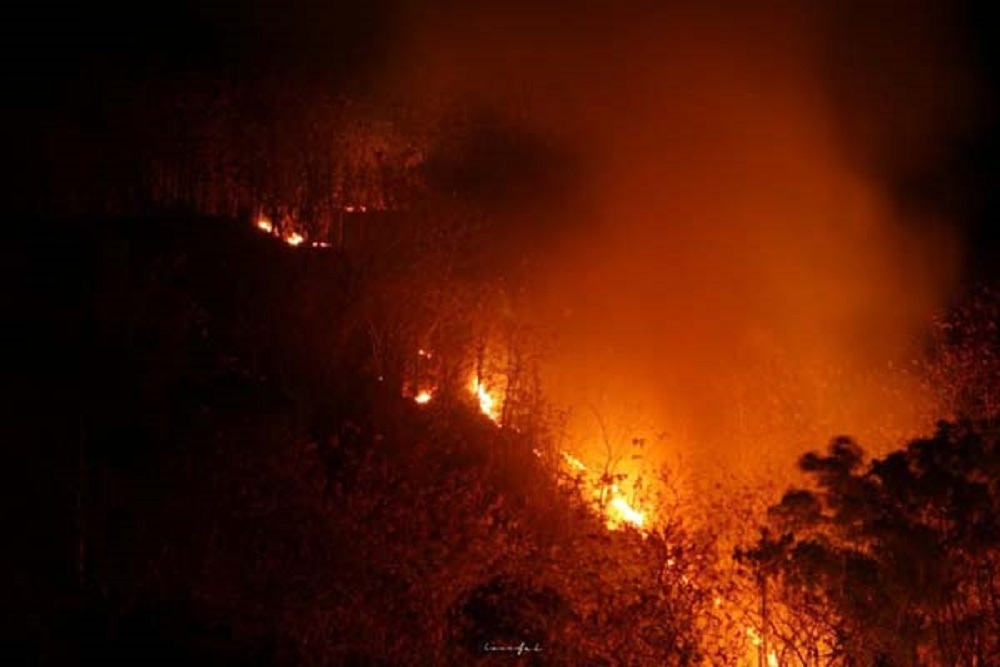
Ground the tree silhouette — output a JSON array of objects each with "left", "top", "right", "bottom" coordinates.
[{"left": 741, "top": 421, "right": 1000, "bottom": 665}]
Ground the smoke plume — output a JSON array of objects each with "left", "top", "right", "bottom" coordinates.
[{"left": 379, "top": 0, "right": 979, "bottom": 481}]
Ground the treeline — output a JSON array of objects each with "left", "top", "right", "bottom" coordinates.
[
  {"left": 9, "top": 210, "right": 1000, "bottom": 665},
  {"left": 741, "top": 420, "right": 1000, "bottom": 666},
  {"left": 29, "top": 75, "right": 427, "bottom": 231},
  {"left": 8, "top": 212, "right": 718, "bottom": 665}
]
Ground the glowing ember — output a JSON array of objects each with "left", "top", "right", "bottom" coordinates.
[
  {"left": 284, "top": 232, "right": 305, "bottom": 246},
  {"left": 414, "top": 390, "right": 433, "bottom": 404},
  {"left": 256, "top": 216, "right": 274, "bottom": 233},
  {"left": 469, "top": 377, "right": 501, "bottom": 424}
]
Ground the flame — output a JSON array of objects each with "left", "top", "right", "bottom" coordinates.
[
  {"left": 607, "top": 495, "right": 645, "bottom": 529},
  {"left": 462, "top": 367, "right": 648, "bottom": 530},
  {"left": 284, "top": 232, "right": 305, "bottom": 246},
  {"left": 469, "top": 376, "right": 501, "bottom": 424},
  {"left": 562, "top": 451, "right": 588, "bottom": 472},
  {"left": 558, "top": 450, "right": 647, "bottom": 530},
  {"left": 746, "top": 627, "right": 780, "bottom": 666},
  {"left": 414, "top": 390, "right": 433, "bottom": 404},
  {"left": 256, "top": 216, "right": 274, "bottom": 233}
]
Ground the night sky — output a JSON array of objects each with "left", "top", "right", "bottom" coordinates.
[{"left": 6, "top": 0, "right": 999, "bottom": 277}]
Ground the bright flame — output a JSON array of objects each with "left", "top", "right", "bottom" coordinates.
[
  {"left": 562, "top": 451, "right": 588, "bottom": 472},
  {"left": 469, "top": 377, "right": 501, "bottom": 424},
  {"left": 284, "top": 232, "right": 305, "bottom": 246},
  {"left": 461, "top": 370, "right": 647, "bottom": 530},
  {"left": 557, "top": 449, "right": 647, "bottom": 530},
  {"left": 745, "top": 627, "right": 779, "bottom": 666},
  {"left": 607, "top": 495, "right": 645, "bottom": 529},
  {"left": 256, "top": 216, "right": 274, "bottom": 233},
  {"left": 414, "top": 390, "right": 433, "bottom": 404}
]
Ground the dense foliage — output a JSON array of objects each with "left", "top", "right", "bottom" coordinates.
[{"left": 740, "top": 422, "right": 1000, "bottom": 665}]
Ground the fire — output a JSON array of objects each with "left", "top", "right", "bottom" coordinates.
[
  {"left": 562, "top": 451, "right": 588, "bottom": 472},
  {"left": 459, "top": 367, "right": 650, "bottom": 531},
  {"left": 607, "top": 495, "right": 645, "bottom": 529},
  {"left": 284, "top": 232, "right": 305, "bottom": 246},
  {"left": 746, "top": 627, "right": 780, "bottom": 666},
  {"left": 256, "top": 216, "right": 274, "bottom": 233},
  {"left": 558, "top": 450, "right": 647, "bottom": 530},
  {"left": 469, "top": 377, "right": 501, "bottom": 424},
  {"left": 414, "top": 390, "right": 433, "bottom": 404}
]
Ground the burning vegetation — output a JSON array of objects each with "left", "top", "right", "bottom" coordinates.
[{"left": 9, "top": 0, "right": 1000, "bottom": 665}]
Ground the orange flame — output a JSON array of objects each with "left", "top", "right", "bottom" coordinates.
[
  {"left": 469, "top": 377, "right": 501, "bottom": 424},
  {"left": 462, "top": 367, "right": 647, "bottom": 530},
  {"left": 256, "top": 216, "right": 274, "bottom": 233},
  {"left": 414, "top": 390, "right": 433, "bottom": 404},
  {"left": 284, "top": 232, "right": 305, "bottom": 246},
  {"left": 559, "top": 450, "right": 647, "bottom": 530},
  {"left": 746, "top": 627, "right": 780, "bottom": 666},
  {"left": 607, "top": 495, "right": 645, "bottom": 529}
]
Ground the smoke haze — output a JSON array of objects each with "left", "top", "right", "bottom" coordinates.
[{"left": 377, "top": 1, "right": 979, "bottom": 480}]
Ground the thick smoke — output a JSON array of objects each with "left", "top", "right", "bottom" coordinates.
[{"left": 378, "top": 1, "right": 978, "bottom": 481}]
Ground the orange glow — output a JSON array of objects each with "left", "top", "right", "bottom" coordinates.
[
  {"left": 255, "top": 216, "right": 274, "bottom": 234},
  {"left": 394, "top": 1, "right": 965, "bottom": 487},
  {"left": 745, "top": 627, "right": 780, "bottom": 666},
  {"left": 607, "top": 495, "right": 645, "bottom": 529},
  {"left": 561, "top": 451, "right": 587, "bottom": 472},
  {"left": 284, "top": 232, "right": 305, "bottom": 246},
  {"left": 414, "top": 390, "right": 433, "bottom": 404},
  {"left": 557, "top": 449, "right": 648, "bottom": 530},
  {"left": 469, "top": 376, "right": 501, "bottom": 424}
]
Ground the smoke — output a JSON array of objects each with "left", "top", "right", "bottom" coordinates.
[{"left": 377, "top": 1, "right": 978, "bottom": 480}]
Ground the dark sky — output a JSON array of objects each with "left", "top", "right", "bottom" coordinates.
[
  {"left": 5, "top": 0, "right": 999, "bottom": 276},
  {"left": 5, "top": 0, "right": 997, "bottom": 479},
  {"left": 7, "top": 0, "right": 394, "bottom": 87}
]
